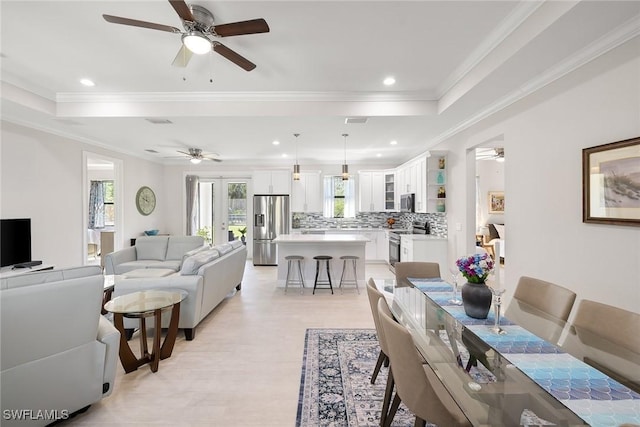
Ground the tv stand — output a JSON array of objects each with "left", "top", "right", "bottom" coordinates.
[{"left": 0, "top": 263, "right": 54, "bottom": 279}]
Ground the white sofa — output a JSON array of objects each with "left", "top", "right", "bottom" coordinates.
[
  {"left": 104, "top": 235, "right": 205, "bottom": 275},
  {"left": 0, "top": 266, "right": 120, "bottom": 426},
  {"left": 113, "top": 240, "right": 247, "bottom": 340}
]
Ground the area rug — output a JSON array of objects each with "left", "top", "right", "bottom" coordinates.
[{"left": 296, "top": 328, "right": 417, "bottom": 427}]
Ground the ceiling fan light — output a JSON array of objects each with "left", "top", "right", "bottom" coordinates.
[
  {"left": 182, "top": 32, "right": 211, "bottom": 55},
  {"left": 190, "top": 157, "right": 202, "bottom": 164}
]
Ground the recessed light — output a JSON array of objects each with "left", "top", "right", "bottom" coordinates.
[
  {"left": 390, "top": 140, "right": 398, "bottom": 145},
  {"left": 272, "top": 140, "right": 280, "bottom": 145},
  {"left": 376, "top": 153, "right": 382, "bottom": 157},
  {"left": 383, "top": 76, "right": 396, "bottom": 86},
  {"left": 80, "top": 78, "right": 95, "bottom": 87},
  {"left": 281, "top": 153, "right": 288, "bottom": 158}
]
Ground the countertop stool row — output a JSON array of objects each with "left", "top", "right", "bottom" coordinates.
[{"left": 284, "top": 255, "right": 360, "bottom": 295}]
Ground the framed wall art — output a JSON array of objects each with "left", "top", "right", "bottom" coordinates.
[
  {"left": 582, "top": 136, "right": 640, "bottom": 226},
  {"left": 488, "top": 191, "right": 505, "bottom": 214}
]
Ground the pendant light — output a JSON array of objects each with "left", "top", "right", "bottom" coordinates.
[
  {"left": 293, "top": 133, "right": 301, "bottom": 181},
  {"left": 341, "top": 133, "right": 349, "bottom": 181}
]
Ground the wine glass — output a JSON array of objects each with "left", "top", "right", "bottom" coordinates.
[
  {"left": 490, "top": 287, "right": 507, "bottom": 335},
  {"left": 448, "top": 265, "right": 462, "bottom": 305}
]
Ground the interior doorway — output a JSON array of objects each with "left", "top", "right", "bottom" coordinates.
[
  {"left": 83, "top": 152, "right": 123, "bottom": 267},
  {"left": 196, "top": 178, "right": 249, "bottom": 247},
  {"left": 474, "top": 145, "right": 505, "bottom": 264}
]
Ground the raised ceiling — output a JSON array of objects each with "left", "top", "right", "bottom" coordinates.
[{"left": 2, "top": 1, "right": 639, "bottom": 166}]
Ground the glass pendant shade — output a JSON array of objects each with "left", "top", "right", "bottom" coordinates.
[
  {"left": 342, "top": 164, "right": 349, "bottom": 180},
  {"left": 293, "top": 163, "right": 300, "bottom": 181}
]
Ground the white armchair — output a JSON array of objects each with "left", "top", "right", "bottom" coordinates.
[{"left": 0, "top": 266, "right": 119, "bottom": 426}]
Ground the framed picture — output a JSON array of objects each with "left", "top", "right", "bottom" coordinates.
[
  {"left": 583, "top": 136, "right": 640, "bottom": 226},
  {"left": 488, "top": 191, "right": 505, "bottom": 214}
]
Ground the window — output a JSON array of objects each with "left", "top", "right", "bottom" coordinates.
[{"left": 323, "top": 176, "right": 356, "bottom": 218}]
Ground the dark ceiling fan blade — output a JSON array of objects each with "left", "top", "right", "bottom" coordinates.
[
  {"left": 172, "top": 45, "right": 193, "bottom": 67},
  {"left": 213, "top": 43, "right": 256, "bottom": 71},
  {"left": 102, "top": 14, "right": 181, "bottom": 33},
  {"left": 168, "top": 0, "right": 195, "bottom": 22},
  {"left": 176, "top": 150, "right": 192, "bottom": 156},
  {"left": 213, "top": 18, "right": 270, "bottom": 37},
  {"left": 205, "top": 157, "right": 223, "bottom": 163}
]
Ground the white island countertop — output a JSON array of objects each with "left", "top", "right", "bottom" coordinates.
[{"left": 274, "top": 234, "right": 370, "bottom": 243}]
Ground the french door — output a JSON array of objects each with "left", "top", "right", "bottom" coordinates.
[{"left": 197, "top": 179, "right": 248, "bottom": 246}]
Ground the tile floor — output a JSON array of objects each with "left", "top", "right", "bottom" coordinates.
[{"left": 68, "top": 262, "right": 396, "bottom": 426}]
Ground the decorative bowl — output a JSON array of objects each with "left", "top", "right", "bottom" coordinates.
[{"left": 144, "top": 229, "right": 159, "bottom": 236}]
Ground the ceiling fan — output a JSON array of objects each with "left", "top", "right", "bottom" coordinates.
[
  {"left": 476, "top": 147, "right": 505, "bottom": 162},
  {"left": 103, "top": 0, "right": 269, "bottom": 71},
  {"left": 176, "top": 148, "right": 222, "bottom": 164}
]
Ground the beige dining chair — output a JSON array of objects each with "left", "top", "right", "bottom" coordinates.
[
  {"left": 564, "top": 299, "right": 640, "bottom": 393},
  {"left": 394, "top": 262, "right": 440, "bottom": 287},
  {"left": 377, "top": 299, "right": 471, "bottom": 427},
  {"left": 504, "top": 276, "right": 576, "bottom": 344},
  {"left": 365, "top": 278, "right": 395, "bottom": 426}
]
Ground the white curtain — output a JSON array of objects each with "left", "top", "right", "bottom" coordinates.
[
  {"left": 344, "top": 178, "right": 355, "bottom": 218},
  {"left": 323, "top": 176, "right": 335, "bottom": 218}
]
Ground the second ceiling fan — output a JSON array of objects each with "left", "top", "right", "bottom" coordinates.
[{"left": 103, "top": 0, "right": 269, "bottom": 71}]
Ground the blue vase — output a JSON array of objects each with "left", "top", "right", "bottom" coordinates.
[
  {"left": 461, "top": 282, "right": 492, "bottom": 319},
  {"left": 436, "top": 171, "right": 444, "bottom": 184}
]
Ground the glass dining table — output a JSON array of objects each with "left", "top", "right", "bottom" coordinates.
[{"left": 379, "top": 277, "right": 640, "bottom": 426}]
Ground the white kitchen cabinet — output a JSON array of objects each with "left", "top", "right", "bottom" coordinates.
[
  {"left": 253, "top": 170, "right": 291, "bottom": 194},
  {"left": 395, "top": 157, "right": 427, "bottom": 212},
  {"left": 291, "top": 171, "right": 322, "bottom": 212},
  {"left": 384, "top": 172, "right": 396, "bottom": 210},
  {"left": 358, "top": 171, "right": 385, "bottom": 212},
  {"left": 400, "top": 235, "right": 448, "bottom": 275}
]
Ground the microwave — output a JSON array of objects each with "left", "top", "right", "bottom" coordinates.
[{"left": 400, "top": 193, "right": 415, "bottom": 212}]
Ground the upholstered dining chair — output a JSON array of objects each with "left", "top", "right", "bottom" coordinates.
[
  {"left": 563, "top": 299, "right": 640, "bottom": 393},
  {"left": 504, "top": 276, "right": 577, "bottom": 344},
  {"left": 394, "top": 261, "right": 440, "bottom": 287},
  {"left": 365, "top": 278, "right": 396, "bottom": 426},
  {"left": 377, "top": 299, "right": 471, "bottom": 427}
]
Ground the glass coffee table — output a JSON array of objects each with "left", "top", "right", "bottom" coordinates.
[{"left": 104, "top": 290, "right": 186, "bottom": 373}]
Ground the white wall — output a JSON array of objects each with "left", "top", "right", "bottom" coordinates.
[
  {"left": 439, "top": 38, "right": 640, "bottom": 313},
  {"left": 1, "top": 122, "right": 167, "bottom": 268},
  {"left": 476, "top": 159, "right": 505, "bottom": 227}
]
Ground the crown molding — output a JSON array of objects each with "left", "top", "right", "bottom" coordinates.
[{"left": 436, "top": 1, "right": 544, "bottom": 99}]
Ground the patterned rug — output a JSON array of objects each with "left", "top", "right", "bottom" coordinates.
[{"left": 296, "top": 328, "right": 416, "bottom": 427}]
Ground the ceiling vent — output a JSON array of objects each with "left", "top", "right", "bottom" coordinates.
[
  {"left": 145, "top": 118, "right": 173, "bottom": 124},
  {"left": 345, "top": 117, "right": 368, "bottom": 124}
]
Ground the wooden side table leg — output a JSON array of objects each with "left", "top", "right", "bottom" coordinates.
[
  {"left": 160, "top": 302, "right": 181, "bottom": 360},
  {"left": 150, "top": 308, "right": 162, "bottom": 373},
  {"left": 139, "top": 317, "right": 149, "bottom": 358},
  {"left": 114, "top": 314, "right": 142, "bottom": 373}
]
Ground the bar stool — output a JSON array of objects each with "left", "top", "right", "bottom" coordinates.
[
  {"left": 284, "top": 255, "right": 305, "bottom": 294},
  {"left": 313, "top": 255, "right": 333, "bottom": 295},
  {"left": 339, "top": 255, "right": 360, "bottom": 294}
]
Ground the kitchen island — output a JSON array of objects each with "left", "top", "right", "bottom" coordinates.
[{"left": 273, "top": 234, "right": 369, "bottom": 288}]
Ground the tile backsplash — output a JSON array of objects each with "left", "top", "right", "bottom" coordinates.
[{"left": 292, "top": 211, "right": 447, "bottom": 238}]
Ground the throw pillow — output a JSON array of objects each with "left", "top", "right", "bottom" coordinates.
[{"left": 180, "top": 249, "right": 220, "bottom": 275}]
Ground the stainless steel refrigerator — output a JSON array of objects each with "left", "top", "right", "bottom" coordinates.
[{"left": 253, "top": 194, "right": 290, "bottom": 265}]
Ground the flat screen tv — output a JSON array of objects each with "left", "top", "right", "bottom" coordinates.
[{"left": 1, "top": 218, "right": 32, "bottom": 268}]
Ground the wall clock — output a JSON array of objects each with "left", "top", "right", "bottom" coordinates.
[{"left": 136, "top": 186, "right": 156, "bottom": 216}]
